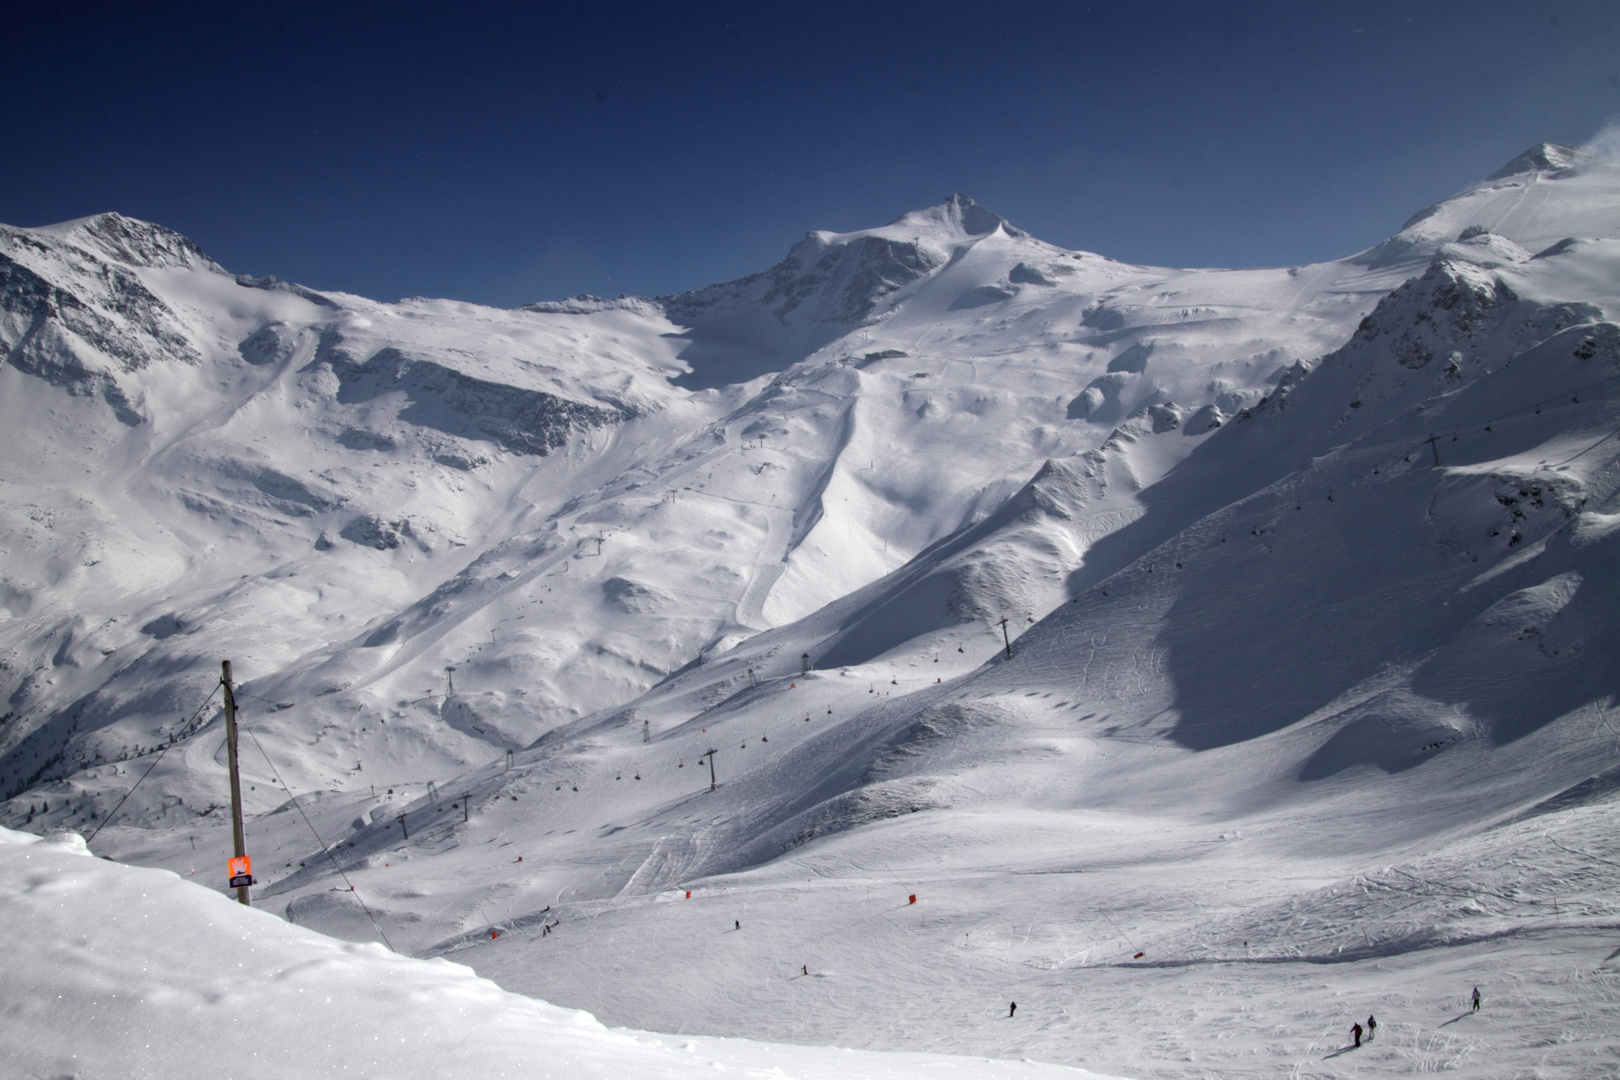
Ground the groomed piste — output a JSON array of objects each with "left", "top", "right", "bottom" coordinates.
[{"left": 0, "top": 826, "right": 1123, "bottom": 1080}]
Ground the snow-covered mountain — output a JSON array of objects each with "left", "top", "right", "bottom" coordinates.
[{"left": 3, "top": 139, "right": 1619, "bottom": 1078}]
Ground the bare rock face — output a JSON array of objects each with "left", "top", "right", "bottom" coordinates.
[
  {"left": 315, "top": 343, "right": 636, "bottom": 457},
  {"left": 0, "top": 216, "right": 207, "bottom": 424},
  {"left": 340, "top": 514, "right": 413, "bottom": 550}
]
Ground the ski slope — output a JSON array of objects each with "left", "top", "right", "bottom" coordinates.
[
  {"left": 3, "top": 138, "right": 1620, "bottom": 1077},
  {"left": 0, "top": 826, "right": 1124, "bottom": 1080}
]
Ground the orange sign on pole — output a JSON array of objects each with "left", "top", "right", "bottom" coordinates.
[{"left": 227, "top": 856, "right": 255, "bottom": 889}]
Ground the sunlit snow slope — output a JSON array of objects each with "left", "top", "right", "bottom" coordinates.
[
  {"left": 0, "top": 826, "right": 1122, "bottom": 1080},
  {"left": 4, "top": 139, "right": 1620, "bottom": 1079}
]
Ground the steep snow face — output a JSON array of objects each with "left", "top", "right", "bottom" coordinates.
[
  {"left": 1359, "top": 141, "right": 1620, "bottom": 269},
  {"left": 1486, "top": 141, "right": 1580, "bottom": 179},
  {"left": 1020, "top": 238, "right": 1620, "bottom": 759},
  {"left": 659, "top": 194, "right": 1018, "bottom": 388}
]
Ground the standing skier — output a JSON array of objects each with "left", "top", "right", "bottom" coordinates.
[
  {"left": 1366, "top": 1015, "right": 1377, "bottom": 1041},
  {"left": 1008, "top": 1001, "right": 1017, "bottom": 1018},
  {"left": 1472, "top": 987, "right": 1481, "bottom": 1012},
  {"left": 1351, "top": 1022, "right": 1362, "bottom": 1048}
]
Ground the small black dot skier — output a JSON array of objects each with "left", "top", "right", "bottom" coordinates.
[
  {"left": 802, "top": 965, "right": 808, "bottom": 976},
  {"left": 1008, "top": 1001, "right": 1017, "bottom": 1018},
  {"left": 735, "top": 919, "right": 740, "bottom": 930},
  {"left": 1352, "top": 1022, "right": 1362, "bottom": 1048},
  {"left": 1472, "top": 987, "right": 1481, "bottom": 1012},
  {"left": 1366, "top": 1015, "right": 1377, "bottom": 1042}
]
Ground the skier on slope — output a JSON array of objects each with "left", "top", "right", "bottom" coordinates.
[
  {"left": 1008, "top": 1002, "right": 1017, "bottom": 1018},
  {"left": 1351, "top": 1022, "right": 1362, "bottom": 1048},
  {"left": 1366, "top": 1015, "right": 1377, "bottom": 1041},
  {"left": 1472, "top": 987, "right": 1481, "bottom": 1012}
]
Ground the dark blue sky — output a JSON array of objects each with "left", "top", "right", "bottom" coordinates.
[{"left": 5, "top": 2, "right": 1616, "bottom": 306}]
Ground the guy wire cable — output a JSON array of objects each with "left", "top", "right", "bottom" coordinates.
[
  {"left": 86, "top": 679, "right": 222, "bottom": 845},
  {"left": 244, "top": 723, "right": 395, "bottom": 953}
]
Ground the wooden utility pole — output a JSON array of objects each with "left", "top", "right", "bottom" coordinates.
[
  {"left": 221, "top": 661, "right": 251, "bottom": 907},
  {"left": 998, "top": 617, "right": 1013, "bottom": 660}
]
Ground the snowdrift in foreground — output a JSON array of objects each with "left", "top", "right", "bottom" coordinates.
[{"left": 0, "top": 825, "right": 1123, "bottom": 1080}]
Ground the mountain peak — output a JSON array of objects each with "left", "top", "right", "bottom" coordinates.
[
  {"left": 887, "top": 193, "right": 1023, "bottom": 239},
  {"left": 1487, "top": 142, "right": 1578, "bottom": 181},
  {"left": 32, "top": 211, "right": 219, "bottom": 272}
]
